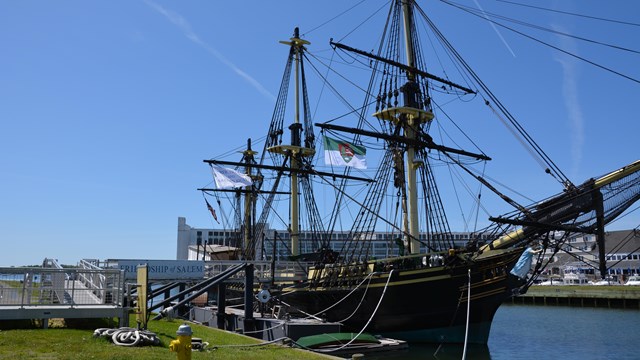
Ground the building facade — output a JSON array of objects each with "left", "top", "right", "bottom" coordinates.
[
  {"left": 177, "top": 217, "right": 497, "bottom": 261},
  {"left": 178, "top": 217, "right": 640, "bottom": 281},
  {"left": 536, "top": 230, "right": 640, "bottom": 281}
]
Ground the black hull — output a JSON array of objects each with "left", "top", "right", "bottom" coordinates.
[{"left": 280, "top": 249, "right": 523, "bottom": 344}]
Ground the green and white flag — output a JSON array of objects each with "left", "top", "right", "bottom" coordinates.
[{"left": 323, "top": 136, "right": 367, "bottom": 169}]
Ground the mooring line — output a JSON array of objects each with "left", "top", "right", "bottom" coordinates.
[
  {"left": 314, "top": 269, "right": 394, "bottom": 353},
  {"left": 462, "top": 268, "right": 472, "bottom": 360}
]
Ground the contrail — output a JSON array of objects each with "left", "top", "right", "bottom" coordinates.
[
  {"left": 144, "top": 0, "right": 276, "bottom": 102},
  {"left": 473, "top": 0, "right": 516, "bottom": 57},
  {"left": 552, "top": 24, "right": 583, "bottom": 178}
]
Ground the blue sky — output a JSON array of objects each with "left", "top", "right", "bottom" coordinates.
[{"left": 1, "top": 1, "right": 638, "bottom": 266}]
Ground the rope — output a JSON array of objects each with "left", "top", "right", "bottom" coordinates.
[
  {"left": 277, "top": 270, "right": 376, "bottom": 323},
  {"left": 278, "top": 299, "right": 323, "bottom": 321},
  {"left": 313, "top": 269, "right": 394, "bottom": 353},
  {"left": 93, "top": 327, "right": 160, "bottom": 347},
  {"left": 496, "top": 0, "right": 640, "bottom": 28},
  {"left": 312, "top": 271, "right": 375, "bottom": 320},
  {"left": 462, "top": 268, "right": 471, "bottom": 360},
  {"left": 242, "top": 319, "right": 286, "bottom": 335},
  {"left": 335, "top": 272, "right": 375, "bottom": 323},
  {"left": 208, "top": 337, "right": 293, "bottom": 349},
  {"left": 433, "top": 269, "right": 471, "bottom": 357}
]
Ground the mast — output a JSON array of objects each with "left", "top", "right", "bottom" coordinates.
[
  {"left": 243, "top": 139, "right": 258, "bottom": 259},
  {"left": 402, "top": 0, "right": 420, "bottom": 255},
  {"left": 269, "top": 28, "right": 315, "bottom": 256},
  {"left": 373, "top": 0, "right": 433, "bottom": 254}
]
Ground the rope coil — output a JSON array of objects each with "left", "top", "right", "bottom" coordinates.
[{"left": 93, "top": 327, "right": 161, "bottom": 347}]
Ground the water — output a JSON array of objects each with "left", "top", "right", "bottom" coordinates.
[{"left": 369, "top": 304, "right": 640, "bottom": 360}]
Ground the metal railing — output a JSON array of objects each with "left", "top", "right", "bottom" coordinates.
[
  {"left": 204, "top": 260, "right": 313, "bottom": 283},
  {"left": 0, "top": 267, "right": 124, "bottom": 307}
]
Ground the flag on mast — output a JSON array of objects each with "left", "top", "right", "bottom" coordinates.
[
  {"left": 323, "top": 136, "right": 367, "bottom": 169},
  {"left": 210, "top": 165, "right": 253, "bottom": 189},
  {"left": 205, "top": 198, "right": 219, "bottom": 223}
]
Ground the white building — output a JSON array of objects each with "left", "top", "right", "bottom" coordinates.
[
  {"left": 176, "top": 217, "right": 497, "bottom": 261},
  {"left": 536, "top": 230, "right": 640, "bottom": 281}
]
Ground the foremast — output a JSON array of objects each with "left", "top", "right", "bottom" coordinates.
[
  {"left": 242, "top": 140, "right": 259, "bottom": 257},
  {"left": 268, "top": 28, "right": 315, "bottom": 256},
  {"left": 199, "top": 138, "right": 262, "bottom": 260}
]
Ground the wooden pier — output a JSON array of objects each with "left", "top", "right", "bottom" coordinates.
[{"left": 510, "top": 286, "right": 640, "bottom": 309}]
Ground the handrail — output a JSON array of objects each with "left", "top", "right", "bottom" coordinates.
[
  {"left": 148, "top": 263, "right": 247, "bottom": 313},
  {"left": 204, "top": 260, "right": 312, "bottom": 282},
  {"left": 152, "top": 262, "right": 250, "bottom": 320}
]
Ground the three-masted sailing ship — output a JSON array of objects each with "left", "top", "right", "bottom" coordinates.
[{"left": 200, "top": 0, "right": 640, "bottom": 344}]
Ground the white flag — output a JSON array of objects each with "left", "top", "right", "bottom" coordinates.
[
  {"left": 323, "top": 136, "right": 367, "bottom": 169},
  {"left": 211, "top": 165, "right": 253, "bottom": 189}
]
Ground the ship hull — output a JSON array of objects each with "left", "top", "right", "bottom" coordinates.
[{"left": 280, "top": 248, "right": 522, "bottom": 344}]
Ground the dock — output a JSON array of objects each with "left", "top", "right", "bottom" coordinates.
[{"left": 510, "top": 286, "right": 640, "bottom": 309}]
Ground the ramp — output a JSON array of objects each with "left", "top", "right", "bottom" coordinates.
[{"left": 0, "top": 263, "right": 126, "bottom": 327}]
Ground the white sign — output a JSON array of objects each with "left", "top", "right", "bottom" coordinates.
[{"left": 117, "top": 260, "right": 205, "bottom": 280}]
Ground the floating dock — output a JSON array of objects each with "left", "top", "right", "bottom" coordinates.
[{"left": 191, "top": 306, "right": 408, "bottom": 358}]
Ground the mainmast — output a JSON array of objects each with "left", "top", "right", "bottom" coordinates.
[
  {"left": 402, "top": 1, "right": 421, "bottom": 255},
  {"left": 373, "top": 0, "right": 433, "bottom": 254},
  {"left": 268, "top": 28, "right": 315, "bottom": 256}
]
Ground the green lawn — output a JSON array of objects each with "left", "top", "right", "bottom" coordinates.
[{"left": 0, "top": 317, "right": 335, "bottom": 360}]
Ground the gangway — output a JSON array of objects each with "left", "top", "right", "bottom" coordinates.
[
  {"left": 149, "top": 262, "right": 258, "bottom": 333},
  {"left": 0, "top": 259, "right": 126, "bottom": 328},
  {"left": 149, "top": 262, "right": 248, "bottom": 317}
]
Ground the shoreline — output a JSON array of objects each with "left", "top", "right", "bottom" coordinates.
[{"left": 510, "top": 285, "right": 640, "bottom": 309}]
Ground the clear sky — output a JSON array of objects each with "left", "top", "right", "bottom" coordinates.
[{"left": 1, "top": 0, "right": 638, "bottom": 266}]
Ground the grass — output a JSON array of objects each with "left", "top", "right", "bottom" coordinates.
[{"left": 0, "top": 316, "right": 334, "bottom": 360}]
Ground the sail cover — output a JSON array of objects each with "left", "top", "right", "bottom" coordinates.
[
  {"left": 211, "top": 165, "right": 253, "bottom": 189},
  {"left": 323, "top": 136, "right": 367, "bottom": 169}
]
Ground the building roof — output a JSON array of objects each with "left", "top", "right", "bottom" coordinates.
[
  {"left": 188, "top": 244, "right": 238, "bottom": 254},
  {"left": 603, "top": 229, "right": 640, "bottom": 253},
  {"left": 541, "top": 229, "right": 640, "bottom": 272}
]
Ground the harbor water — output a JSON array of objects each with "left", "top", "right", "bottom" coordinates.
[{"left": 369, "top": 304, "right": 640, "bottom": 360}]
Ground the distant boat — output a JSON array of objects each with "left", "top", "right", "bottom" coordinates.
[
  {"left": 590, "top": 278, "right": 616, "bottom": 286},
  {"left": 624, "top": 275, "right": 640, "bottom": 286},
  {"left": 201, "top": 0, "right": 640, "bottom": 345},
  {"left": 537, "top": 277, "right": 564, "bottom": 286},
  {"left": 562, "top": 266, "right": 590, "bottom": 285}
]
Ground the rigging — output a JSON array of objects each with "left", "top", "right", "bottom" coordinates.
[
  {"left": 440, "top": 0, "right": 640, "bottom": 84},
  {"left": 496, "top": 0, "right": 640, "bottom": 28}
]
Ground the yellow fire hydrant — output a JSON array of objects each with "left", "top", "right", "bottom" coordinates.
[{"left": 169, "top": 323, "right": 193, "bottom": 360}]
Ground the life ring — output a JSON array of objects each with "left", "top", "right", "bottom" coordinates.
[{"left": 257, "top": 289, "right": 271, "bottom": 303}]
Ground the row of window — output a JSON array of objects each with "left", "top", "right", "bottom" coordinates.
[
  {"left": 196, "top": 231, "right": 235, "bottom": 237},
  {"left": 606, "top": 254, "right": 640, "bottom": 261},
  {"left": 195, "top": 230, "right": 495, "bottom": 241}
]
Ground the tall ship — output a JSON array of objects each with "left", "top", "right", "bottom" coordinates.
[{"left": 199, "top": 0, "right": 640, "bottom": 344}]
